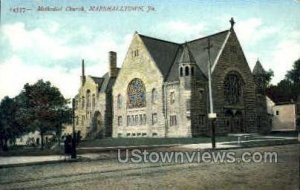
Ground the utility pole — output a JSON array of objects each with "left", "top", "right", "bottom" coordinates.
[
  {"left": 71, "top": 98, "right": 77, "bottom": 159},
  {"left": 204, "top": 38, "right": 217, "bottom": 149}
]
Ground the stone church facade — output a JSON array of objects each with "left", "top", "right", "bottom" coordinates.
[{"left": 74, "top": 19, "right": 271, "bottom": 139}]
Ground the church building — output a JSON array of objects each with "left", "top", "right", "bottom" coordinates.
[{"left": 73, "top": 18, "right": 271, "bottom": 139}]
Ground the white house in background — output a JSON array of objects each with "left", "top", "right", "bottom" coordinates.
[
  {"left": 15, "top": 131, "right": 55, "bottom": 146},
  {"left": 267, "top": 97, "right": 297, "bottom": 131}
]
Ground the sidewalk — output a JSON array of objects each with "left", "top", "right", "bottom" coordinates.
[{"left": 0, "top": 135, "right": 298, "bottom": 168}]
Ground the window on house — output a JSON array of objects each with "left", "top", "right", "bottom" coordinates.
[
  {"left": 81, "top": 96, "right": 85, "bottom": 109},
  {"left": 180, "top": 67, "right": 183, "bottom": 77},
  {"left": 139, "top": 114, "right": 143, "bottom": 125},
  {"left": 117, "top": 94, "right": 122, "bottom": 109},
  {"left": 152, "top": 113, "right": 157, "bottom": 125},
  {"left": 142, "top": 114, "right": 146, "bottom": 125},
  {"left": 92, "top": 94, "right": 95, "bottom": 108},
  {"left": 186, "top": 99, "right": 191, "bottom": 110},
  {"left": 276, "top": 110, "right": 279, "bottom": 115},
  {"left": 224, "top": 72, "right": 243, "bottom": 105},
  {"left": 76, "top": 116, "right": 79, "bottom": 125},
  {"left": 185, "top": 66, "right": 189, "bottom": 76},
  {"left": 81, "top": 115, "right": 85, "bottom": 125},
  {"left": 127, "top": 78, "right": 146, "bottom": 108},
  {"left": 132, "top": 49, "right": 139, "bottom": 57},
  {"left": 118, "top": 116, "right": 122, "bottom": 126},
  {"left": 170, "top": 115, "right": 177, "bottom": 126},
  {"left": 86, "top": 90, "right": 91, "bottom": 109},
  {"left": 170, "top": 92, "right": 175, "bottom": 104},
  {"left": 199, "top": 115, "right": 205, "bottom": 125},
  {"left": 151, "top": 88, "right": 158, "bottom": 104},
  {"left": 127, "top": 116, "right": 130, "bottom": 126}
]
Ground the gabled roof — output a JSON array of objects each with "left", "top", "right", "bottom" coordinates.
[
  {"left": 253, "top": 60, "right": 265, "bottom": 75},
  {"left": 139, "top": 34, "right": 180, "bottom": 78},
  {"left": 159, "top": 30, "right": 229, "bottom": 81},
  {"left": 186, "top": 30, "right": 229, "bottom": 77},
  {"left": 90, "top": 76, "right": 104, "bottom": 85}
]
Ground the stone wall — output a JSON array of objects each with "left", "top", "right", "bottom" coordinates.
[
  {"left": 112, "top": 33, "right": 165, "bottom": 138},
  {"left": 211, "top": 31, "right": 258, "bottom": 134}
]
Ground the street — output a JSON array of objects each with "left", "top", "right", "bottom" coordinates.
[{"left": 0, "top": 144, "right": 299, "bottom": 190}]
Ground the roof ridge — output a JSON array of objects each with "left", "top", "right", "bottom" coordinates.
[
  {"left": 186, "top": 30, "right": 229, "bottom": 43},
  {"left": 138, "top": 34, "right": 180, "bottom": 45}
]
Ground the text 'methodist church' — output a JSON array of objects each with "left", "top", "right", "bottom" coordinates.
[{"left": 73, "top": 18, "right": 271, "bottom": 139}]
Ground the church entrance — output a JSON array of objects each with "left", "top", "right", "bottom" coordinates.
[
  {"left": 91, "top": 111, "right": 104, "bottom": 138},
  {"left": 225, "top": 109, "right": 244, "bottom": 133}
]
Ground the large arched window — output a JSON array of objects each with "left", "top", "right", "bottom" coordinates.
[
  {"left": 224, "top": 72, "right": 243, "bottom": 105},
  {"left": 127, "top": 78, "right": 146, "bottom": 108}
]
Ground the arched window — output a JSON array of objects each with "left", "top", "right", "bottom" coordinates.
[
  {"left": 185, "top": 66, "right": 189, "bottom": 76},
  {"left": 191, "top": 66, "right": 194, "bottom": 76},
  {"left": 117, "top": 94, "right": 122, "bottom": 109},
  {"left": 224, "top": 72, "right": 243, "bottom": 105},
  {"left": 127, "top": 78, "right": 146, "bottom": 108},
  {"left": 92, "top": 94, "right": 95, "bottom": 108},
  {"left": 180, "top": 67, "right": 183, "bottom": 77},
  {"left": 151, "top": 88, "right": 158, "bottom": 104},
  {"left": 86, "top": 90, "right": 91, "bottom": 108}
]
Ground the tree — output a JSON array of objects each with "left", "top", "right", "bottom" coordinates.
[
  {"left": 265, "top": 69, "right": 274, "bottom": 87},
  {"left": 16, "top": 80, "right": 71, "bottom": 150},
  {"left": 267, "top": 58, "right": 300, "bottom": 103},
  {"left": 0, "top": 96, "right": 24, "bottom": 151},
  {"left": 286, "top": 58, "right": 300, "bottom": 101}
]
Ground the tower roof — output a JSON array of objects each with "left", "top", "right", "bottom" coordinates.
[
  {"left": 179, "top": 43, "right": 196, "bottom": 64},
  {"left": 253, "top": 59, "right": 265, "bottom": 74}
]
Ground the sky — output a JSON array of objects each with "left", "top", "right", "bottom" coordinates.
[{"left": 1, "top": 0, "right": 300, "bottom": 100}]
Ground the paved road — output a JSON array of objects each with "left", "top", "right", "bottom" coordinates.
[{"left": 0, "top": 144, "right": 298, "bottom": 190}]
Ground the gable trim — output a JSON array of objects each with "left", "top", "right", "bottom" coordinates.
[{"left": 211, "top": 30, "right": 231, "bottom": 72}]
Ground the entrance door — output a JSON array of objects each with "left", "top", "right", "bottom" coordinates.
[{"left": 225, "top": 110, "right": 244, "bottom": 133}]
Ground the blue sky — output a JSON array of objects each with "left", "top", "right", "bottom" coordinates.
[{"left": 1, "top": 0, "right": 300, "bottom": 100}]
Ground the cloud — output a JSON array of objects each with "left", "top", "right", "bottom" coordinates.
[
  {"left": 270, "top": 31, "right": 300, "bottom": 83},
  {"left": 1, "top": 22, "right": 131, "bottom": 67},
  {"left": 0, "top": 56, "right": 80, "bottom": 100},
  {"left": 235, "top": 18, "right": 278, "bottom": 46},
  {"left": 0, "top": 22, "right": 133, "bottom": 100},
  {"left": 154, "top": 20, "right": 206, "bottom": 42}
]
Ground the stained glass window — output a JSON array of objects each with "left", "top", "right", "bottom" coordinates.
[
  {"left": 127, "top": 78, "right": 146, "bottom": 108},
  {"left": 224, "top": 72, "right": 243, "bottom": 104}
]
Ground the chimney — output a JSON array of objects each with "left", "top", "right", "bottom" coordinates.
[
  {"left": 109, "top": 51, "right": 118, "bottom": 78},
  {"left": 81, "top": 59, "right": 86, "bottom": 86}
]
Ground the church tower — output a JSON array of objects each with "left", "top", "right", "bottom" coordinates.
[
  {"left": 179, "top": 43, "right": 197, "bottom": 89},
  {"left": 253, "top": 59, "right": 267, "bottom": 94},
  {"left": 253, "top": 59, "right": 271, "bottom": 133},
  {"left": 178, "top": 43, "right": 197, "bottom": 136}
]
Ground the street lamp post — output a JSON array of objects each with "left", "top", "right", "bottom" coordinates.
[
  {"left": 71, "top": 98, "right": 77, "bottom": 159},
  {"left": 204, "top": 38, "right": 217, "bottom": 149}
]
